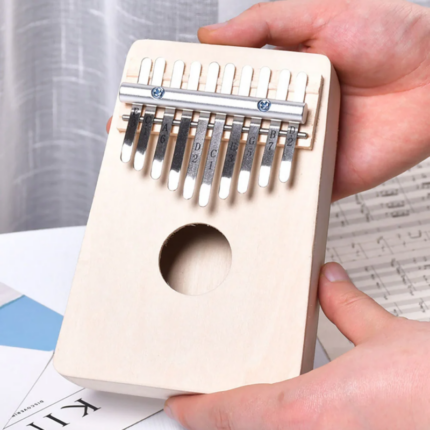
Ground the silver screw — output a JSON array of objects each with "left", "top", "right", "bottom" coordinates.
[
  {"left": 151, "top": 86, "right": 165, "bottom": 99},
  {"left": 257, "top": 99, "right": 271, "bottom": 112}
]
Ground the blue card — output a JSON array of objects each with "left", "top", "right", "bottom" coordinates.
[{"left": 0, "top": 285, "right": 63, "bottom": 351}]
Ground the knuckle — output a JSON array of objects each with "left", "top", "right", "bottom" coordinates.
[
  {"left": 209, "top": 405, "right": 235, "bottom": 430},
  {"left": 265, "top": 397, "right": 309, "bottom": 429},
  {"left": 337, "top": 289, "right": 370, "bottom": 310}
]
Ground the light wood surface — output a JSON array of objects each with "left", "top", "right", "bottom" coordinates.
[{"left": 55, "top": 40, "right": 340, "bottom": 399}]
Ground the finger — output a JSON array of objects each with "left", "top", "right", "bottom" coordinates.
[
  {"left": 106, "top": 117, "right": 112, "bottom": 134},
  {"left": 165, "top": 383, "right": 292, "bottom": 430},
  {"left": 319, "top": 262, "right": 394, "bottom": 345},
  {"left": 198, "top": 0, "right": 330, "bottom": 48}
]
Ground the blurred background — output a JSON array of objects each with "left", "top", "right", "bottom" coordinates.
[
  {"left": 0, "top": 0, "right": 429, "bottom": 234},
  {"left": 0, "top": 0, "right": 272, "bottom": 233}
]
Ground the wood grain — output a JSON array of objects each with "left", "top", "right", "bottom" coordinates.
[{"left": 55, "top": 40, "right": 340, "bottom": 399}]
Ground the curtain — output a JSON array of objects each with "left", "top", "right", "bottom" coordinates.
[
  {"left": 0, "top": 0, "right": 219, "bottom": 233},
  {"left": 0, "top": 0, "right": 427, "bottom": 233}
]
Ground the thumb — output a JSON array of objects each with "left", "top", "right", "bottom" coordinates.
[
  {"left": 198, "top": 0, "right": 328, "bottom": 48},
  {"left": 164, "top": 382, "right": 294, "bottom": 430},
  {"left": 319, "top": 262, "right": 394, "bottom": 345}
]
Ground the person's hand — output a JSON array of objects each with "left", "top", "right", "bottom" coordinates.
[
  {"left": 164, "top": 262, "right": 430, "bottom": 430},
  {"left": 198, "top": 0, "right": 430, "bottom": 201}
]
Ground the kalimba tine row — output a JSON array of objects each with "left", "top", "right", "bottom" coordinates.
[
  {"left": 55, "top": 40, "right": 340, "bottom": 400},
  {"left": 119, "top": 57, "right": 309, "bottom": 206}
]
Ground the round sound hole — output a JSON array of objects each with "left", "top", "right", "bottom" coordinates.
[{"left": 159, "top": 224, "right": 232, "bottom": 296}]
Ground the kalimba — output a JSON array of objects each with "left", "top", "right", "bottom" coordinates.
[{"left": 55, "top": 40, "right": 340, "bottom": 399}]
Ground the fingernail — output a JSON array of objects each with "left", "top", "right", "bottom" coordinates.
[
  {"left": 323, "top": 263, "right": 350, "bottom": 282},
  {"left": 201, "top": 21, "right": 228, "bottom": 31},
  {"left": 164, "top": 403, "right": 174, "bottom": 420}
]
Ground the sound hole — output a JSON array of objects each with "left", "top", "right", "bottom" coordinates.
[{"left": 159, "top": 224, "right": 232, "bottom": 296}]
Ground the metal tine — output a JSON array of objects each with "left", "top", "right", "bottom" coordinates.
[
  {"left": 134, "top": 57, "right": 166, "bottom": 171},
  {"left": 280, "top": 72, "right": 308, "bottom": 183},
  {"left": 183, "top": 62, "right": 220, "bottom": 200},
  {"left": 151, "top": 60, "right": 185, "bottom": 179},
  {"left": 122, "top": 115, "right": 308, "bottom": 139},
  {"left": 259, "top": 69, "right": 291, "bottom": 187},
  {"left": 237, "top": 66, "right": 271, "bottom": 194},
  {"left": 219, "top": 65, "right": 253, "bottom": 199},
  {"left": 199, "top": 63, "right": 236, "bottom": 207},
  {"left": 168, "top": 61, "right": 202, "bottom": 191},
  {"left": 120, "top": 57, "right": 152, "bottom": 163}
]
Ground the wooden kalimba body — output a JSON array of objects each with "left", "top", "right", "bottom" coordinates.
[{"left": 55, "top": 40, "right": 340, "bottom": 399}]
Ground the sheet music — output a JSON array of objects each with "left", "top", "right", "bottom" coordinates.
[{"left": 319, "top": 158, "right": 430, "bottom": 359}]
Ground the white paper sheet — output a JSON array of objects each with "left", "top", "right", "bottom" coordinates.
[
  {"left": 0, "top": 283, "right": 22, "bottom": 308},
  {"left": 132, "top": 411, "right": 186, "bottom": 430},
  {"left": 0, "top": 227, "right": 85, "bottom": 315},
  {"left": 0, "top": 347, "right": 52, "bottom": 430},
  {"left": 5, "top": 359, "right": 163, "bottom": 430}
]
